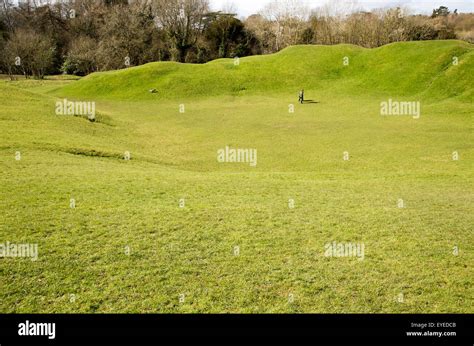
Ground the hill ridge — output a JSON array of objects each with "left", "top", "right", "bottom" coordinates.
[{"left": 54, "top": 40, "right": 473, "bottom": 102}]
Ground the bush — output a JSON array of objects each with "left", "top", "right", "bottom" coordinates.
[{"left": 62, "top": 37, "right": 98, "bottom": 76}]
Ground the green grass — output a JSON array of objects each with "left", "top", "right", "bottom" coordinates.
[
  {"left": 0, "top": 41, "right": 473, "bottom": 313},
  {"left": 56, "top": 40, "right": 474, "bottom": 102}
]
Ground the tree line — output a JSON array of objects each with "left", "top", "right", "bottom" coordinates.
[{"left": 0, "top": 0, "right": 472, "bottom": 79}]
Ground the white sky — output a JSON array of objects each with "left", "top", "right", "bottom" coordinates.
[{"left": 209, "top": 0, "right": 474, "bottom": 17}]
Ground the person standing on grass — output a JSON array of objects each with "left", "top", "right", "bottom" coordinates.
[{"left": 298, "top": 89, "right": 304, "bottom": 104}]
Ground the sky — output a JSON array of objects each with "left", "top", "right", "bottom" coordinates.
[{"left": 209, "top": 0, "right": 474, "bottom": 17}]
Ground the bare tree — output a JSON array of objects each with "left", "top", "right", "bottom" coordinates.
[
  {"left": 245, "top": 14, "right": 276, "bottom": 53},
  {"left": 0, "top": 0, "right": 15, "bottom": 32},
  {"left": 3, "top": 28, "right": 54, "bottom": 78},
  {"left": 153, "top": 0, "right": 209, "bottom": 62},
  {"left": 260, "top": 0, "right": 309, "bottom": 50},
  {"left": 95, "top": 2, "right": 158, "bottom": 70}
]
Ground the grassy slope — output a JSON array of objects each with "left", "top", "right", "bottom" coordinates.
[
  {"left": 56, "top": 40, "right": 473, "bottom": 102},
  {"left": 0, "top": 41, "right": 473, "bottom": 313}
]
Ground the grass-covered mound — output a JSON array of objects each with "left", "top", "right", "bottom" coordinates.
[{"left": 56, "top": 40, "right": 473, "bottom": 102}]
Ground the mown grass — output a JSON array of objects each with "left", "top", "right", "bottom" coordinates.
[
  {"left": 56, "top": 40, "right": 473, "bottom": 102},
  {"left": 0, "top": 41, "right": 472, "bottom": 313}
]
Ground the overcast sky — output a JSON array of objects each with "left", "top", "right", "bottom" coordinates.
[{"left": 209, "top": 0, "right": 474, "bottom": 17}]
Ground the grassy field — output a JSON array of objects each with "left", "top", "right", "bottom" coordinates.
[{"left": 0, "top": 40, "right": 472, "bottom": 313}]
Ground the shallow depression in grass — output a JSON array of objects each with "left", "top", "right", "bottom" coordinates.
[{"left": 1, "top": 41, "right": 473, "bottom": 313}]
